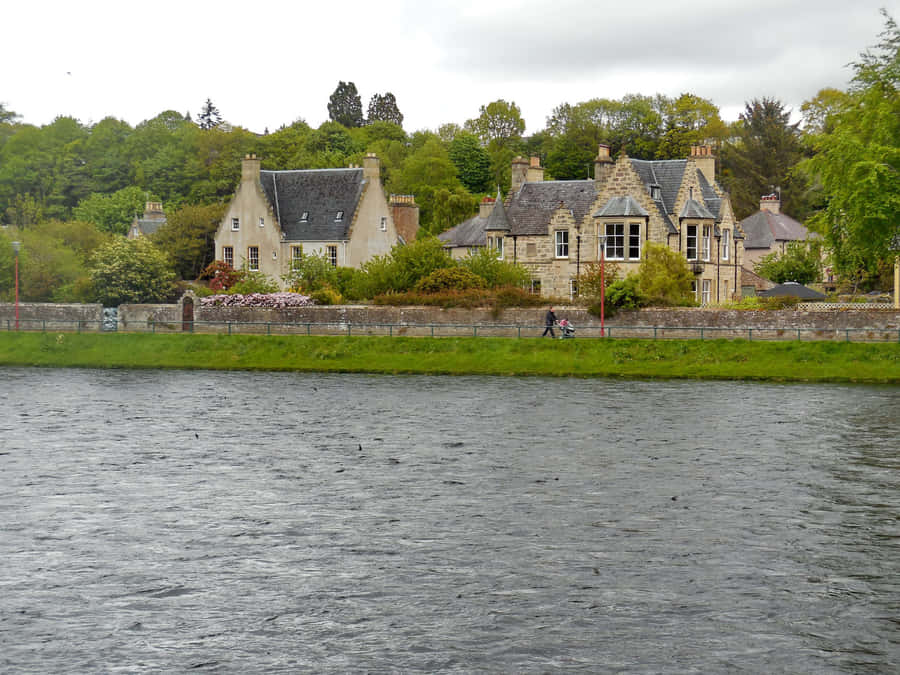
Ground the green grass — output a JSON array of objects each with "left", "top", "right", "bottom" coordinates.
[{"left": 0, "top": 332, "right": 898, "bottom": 382}]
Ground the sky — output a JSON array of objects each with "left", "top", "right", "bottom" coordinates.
[{"left": 3, "top": 0, "right": 898, "bottom": 135}]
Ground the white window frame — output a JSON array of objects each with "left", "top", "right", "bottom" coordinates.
[
  {"left": 326, "top": 245, "right": 338, "bottom": 267},
  {"left": 686, "top": 224, "right": 698, "bottom": 261},
  {"left": 380, "top": 216, "right": 387, "bottom": 232},
  {"left": 300, "top": 211, "right": 309, "bottom": 222},
  {"left": 248, "top": 246, "right": 259, "bottom": 271},
  {"left": 231, "top": 217, "right": 240, "bottom": 231},
  {"left": 495, "top": 236, "right": 504, "bottom": 259},
  {"left": 555, "top": 230, "right": 569, "bottom": 258},
  {"left": 291, "top": 246, "right": 303, "bottom": 269},
  {"left": 223, "top": 246, "right": 233, "bottom": 268},
  {"left": 570, "top": 279, "right": 578, "bottom": 299},
  {"left": 691, "top": 279, "right": 698, "bottom": 299},
  {"left": 722, "top": 229, "right": 730, "bottom": 261},
  {"left": 604, "top": 222, "right": 624, "bottom": 260},
  {"left": 259, "top": 216, "right": 265, "bottom": 228},
  {"left": 530, "top": 279, "right": 542, "bottom": 295},
  {"left": 702, "top": 225, "right": 711, "bottom": 261},
  {"left": 701, "top": 279, "right": 711, "bottom": 305},
  {"left": 335, "top": 211, "right": 344, "bottom": 222}
]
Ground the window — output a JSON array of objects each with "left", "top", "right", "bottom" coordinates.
[
  {"left": 555, "top": 230, "right": 569, "bottom": 258},
  {"left": 495, "top": 236, "right": 504, "bottom": 259},
  {"left": 701, "top": 279, "right": 711, "bottom": 305},
  {"left": 702, "top": 225, "right": 711, "bottom": 261},
  {"left": 380, "top": 216, "right": 387, "bottom": 232},
  {"left": 604, "top": 223, "right": 624, "bottom": 260},
  {"left": 300, "top": 211, "right": 309, "bottom": 222},
  {"left": 650, "top": 185, "right": 661, "bottom": 200},
  {"left": 530, "top": 279, "right": 542, "bottom": 295},
  {"left": 691, "top": 279, "right": 698, "bottom": 298},
  {"left": 223, "top": 246, "right": 233, "bottom": 268},
  {"left": 722, "top": 229, "right": 730, "bottom": 261},
  {"left": 526, "top": 242, "right": 537, "bottom": 257},
  {"left": 291, "top": 246, "right": 303, "bottom": 269},
  {"left": 686, "top": 225, "right": 697, "bottom": 260},
  {"left": 628, "top": 223, "right": 641, "bottom": 260},
  {"left": 723, "top": 280, "right": 729, "bottom": 301},
  {"left": 259, "top": 216, "right": 265, "bottom": 228},
  {"left": 231, "top": 217, "right": 240, "bottom": 231},
  {"left": 335, "top": 210, "right": 344, "bottom": 222},
  {"left": 326, "top": 245, "right": 338, "bottom": 267},
  {"left": 570, "top": 279, "right": 578, "bottom": 299},
  {"left": 248, "top": 246, "right": 259, "bottom": 271}
]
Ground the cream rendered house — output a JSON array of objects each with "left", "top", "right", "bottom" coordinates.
[{"left": 214, "top": 153, "right": 399, "bottom": 285}]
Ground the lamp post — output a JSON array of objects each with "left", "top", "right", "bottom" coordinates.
[
  {"left": 891, "top": 234, "right": 900, "bottom": 310},
  {"left": 598, "top": 234, "right": 607, "bottom": 337},
  {"left": 575, "top": 224, "right": 582, "bottom": 298},
  {"left": 12, "top": 241, "right": 20, "bottom": 331}
]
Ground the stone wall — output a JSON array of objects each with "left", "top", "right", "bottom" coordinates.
[
  {"left": 0, "top": 303, "right": 103, "bottom": 331},
  {"left": 117, "top": 304, "right": 183, "bottom": 332}
]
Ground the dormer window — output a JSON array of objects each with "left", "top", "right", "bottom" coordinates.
[
  {"left": 231, "top": 217, "right": 240, "bottom": 231},
  {"left": 380, "top": 216, "right": 387, "bottom": 231},
  {"left": 335, "top": 210, "right": 344, "bottom": 222},
  {"left": 259, "top": 216, "right": 265, "bottom": 227},
  {"left": 650, "top": 185, "right": 661, "bottom": 200},
  {"left": 300, "top": 211, "right": 309, "bottom": 222}
]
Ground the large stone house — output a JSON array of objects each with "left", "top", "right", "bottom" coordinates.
[
  {"left": 447, "top": 145, "right": 744, "bottom": 304},
  {"left": 214, "top": 153, "right": 400, "bottom": 285}
]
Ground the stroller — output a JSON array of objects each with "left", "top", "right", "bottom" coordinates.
[{"left": 557, "top": 318, "right": 576, "bottom": 339}]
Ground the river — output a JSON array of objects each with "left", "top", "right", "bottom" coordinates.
[{"left": 1, "top": 368, "right": 898, "bottom": 673}]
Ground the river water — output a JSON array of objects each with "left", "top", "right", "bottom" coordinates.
[{"left": 0, "top": 367, "right": 898, "bottom": 673}]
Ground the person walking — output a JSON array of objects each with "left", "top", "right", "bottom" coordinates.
[{"left": 542, "top": 306, "right": 557, "bottom": 337}]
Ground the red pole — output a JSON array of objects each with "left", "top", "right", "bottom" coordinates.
[
  {"left": 600, "top": 244, "right": 605, "bottom": 337},
  {"left": 14, "top": 253, "right": 19, "bottom": 331}
]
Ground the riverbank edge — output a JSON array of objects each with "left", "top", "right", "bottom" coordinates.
[{"left": 1, "top": 332, "right": 899, "bottom": 383}]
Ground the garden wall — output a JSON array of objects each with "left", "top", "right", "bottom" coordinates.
[{"left": 0, "top": 303, "right": 103, "bottom": 331}]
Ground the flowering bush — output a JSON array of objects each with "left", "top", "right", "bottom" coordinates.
[{"left": 200, "top": 292, "right": 314, "bottom": 308}]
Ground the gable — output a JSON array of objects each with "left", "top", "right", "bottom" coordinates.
[{"left": 259, "top": 168, "right": 364, "bottom": 241}]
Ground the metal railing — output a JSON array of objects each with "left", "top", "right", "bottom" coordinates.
[{"left": 4, "top": 317, "right": 900, "bottom": 343}]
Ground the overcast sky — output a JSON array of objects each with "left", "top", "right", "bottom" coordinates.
[{"left": 3, "top": 0, "right": 897, "bottom": 134}]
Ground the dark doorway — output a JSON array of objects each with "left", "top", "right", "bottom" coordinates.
[{"left": 182, "top": 297, "right": 194, "bottom": 332}]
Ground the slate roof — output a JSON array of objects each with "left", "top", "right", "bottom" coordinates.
[
  {"left": 484, "top": 196, "right": 511, "bottom": 231},
  {"left": 506, "top": 180, "right": 597, "bottom": 236},
  {"left": 134, "top": 216, "right": 166, "bottom": 236},
  {"left": 259, "top": 168, "right": 365, "bottom": 241},
  {"left": 629, "top": 158, "right": 689, "bottom": 234},
  {"left": 758, "top": 282, "right": 826, "bottom": 300},
  {"left": 739, "top": 210, "right": 812, "bottom": 249},
  {"left": 679, "top": 198, "right": 716, "bottom": 220},
  {"left": 594, "top": 195, "right": 649, "bottom": 218},
  {"left": 438, "top": 214, "right": 489, "bottom": 248}
]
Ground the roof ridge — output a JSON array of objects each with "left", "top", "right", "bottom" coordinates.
[{"left": 261, "top": 167, "right": 361, "bottom": 174}]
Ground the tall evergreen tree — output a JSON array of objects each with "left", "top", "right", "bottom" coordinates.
[
  {"left": 366, "top": 92, "right": 404, "bottom": 126},
  {"left": 197, "top": 99, "right": 222, "bottom": 130},
  {"left": 327, "top": 81, "right": 364, "bottom": 128}
]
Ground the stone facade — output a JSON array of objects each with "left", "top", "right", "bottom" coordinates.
[{"left": 214, "top": 154, "right": 399, "bottom": 287}]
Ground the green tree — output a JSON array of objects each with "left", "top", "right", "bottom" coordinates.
[
  {"left": 637, "top": 242, "right": 695, "bottom": 306},
  {"left": 73, "top": 186, "right": 149, "bottom": 235},
  {"left": 89, "top": 237, "right": 176, "bottom": 305},
  {"left": 448, "top": 132, "right": 492, "bottom": 193},
  {"left": 197, "top": 98, "right": 222, "bottom": 130},
  {"left": 465, "top": 99, "right": 526, "bottom": 146},
  {"left": 720, "top": 98, "right": 806, "bottom": 219},
  {"left": 0, "top": 102, "right": 20, "bottom": 124},
  {"left": 458, "top": 247, "right": 530, "bottom": 288},
  {"left": 327, "top": 81, "right": 364, "bottom": 128},
  {"left": 151, "top": 202, "right": 225, "bottom": 280},
  {"left": 656, "top": 93, "right": 727, "bottom": 160},
  {"left": 357, "top": 236, "right": 455, "bottom": 297},
  {"left": 281, "top": 250, "right": 337, "bottom": 292},
  {"left": 754, "top": 240, "right": 822, "bottom": 285},
  {"left": 0, "top": 227, "right": 90, "bottom": 302},
  {"left": 802, "top": 11, "right": 900, "bottom": 283},
  {"left": 366, "top": 92, "right": 404, "bottom": 126},
  {"left": 431, "top": 188, "right": 478, "bottom": 234}
]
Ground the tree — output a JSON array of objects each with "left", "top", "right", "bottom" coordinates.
[
  {"left": 0, "top": 226, "right": 91, "bottom": 302},
  {"left": 458, "top": 247, "right": 530, "bottom": 288},
  {"left": 0, "top": 102, "right": 20, "bottom": 124},
  {"left": 151, "top": 203, "right": 225, "bottom": 280},
  {"left": 656, "top": 93, "right": 727, "bottom": 160},
  {"left": 366, "top": 92, "right": 403, "bottom": 126},
  {"left": 720, "top": 98, "right": 806, "bottom": 219},
  {"left": 327, "top": 81, "right": 364, "bottom": 128},
  {"left": 754, "top": 240, "right": 822, "bottom": 285},
  {"left": 89, "top": 237, "right": 176, "bottom": 305},
  {"left": 197, "top": 98, "right": 222, "bottom": 130},
  {"left": 465, "top": 99, "right": 526, "bottom": 147},
  {"left": 447, "top": 132, "right": 492, "bottom": 193},
  {"left": 802, "top": 11, "right": 900, "bottom": 283},
  {"left": 637, "top": 242, "right": 695, "bottom": 306},
  {"left": 73, "top": 186, "right": 148, "bottom": 235}
]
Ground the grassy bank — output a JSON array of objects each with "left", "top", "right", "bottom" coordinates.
[{"left": 1, "top": 332, "right": 899, "bottom": 383}]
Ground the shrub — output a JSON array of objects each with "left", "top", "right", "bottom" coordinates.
[
  {"left": 200, "top": 292, "right": 314, "bottom": 308},
  {"left": 590, "top": 274, "right": 645, "bottom": 317},
  {"left": 282, "top": 251, "right": 336, "bottom": 293},
  {"left": 638, "top": 242, "right": 695, "bottom": 306},
  {"left": 414, "top": 267, "right": 487, "bottom": 293},
  {"left": 310, "top": 286, "right": 343, "bottom": 305},
  {"left": 228, "top": 270, "right": 279, "bottom": 295},
  {"left": 202, "top": 261, "right": 242, "bottom": 291},
  {"left": 459, "top": 247, "right": 531, "bottom": 288}
]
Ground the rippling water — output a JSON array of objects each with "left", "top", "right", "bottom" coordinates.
[{"left": 1, "top": 368, "right": 898, "bottom": 673}]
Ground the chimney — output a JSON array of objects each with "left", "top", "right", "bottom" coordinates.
[
  {"left": 526, "top": 155, "right": 544, "bottom": 183},
  {"left": 689, "top": 145, "right": 716, "bottom": 185},
  {"left": 241, "top": 153, "right": 261, "bottom": 183},
  {"left": 594, "top": 143, "right": 614, "bottom": 186},
  {"left": 363, "top": 152, "right": 380, "bottom": 181},
  {"left": 390, "top": 194, "right": 420, "bottom": 242},
  {"left": 479, "top": 196, "right": 496, "bottom": 218},
  {"left": 144, "top": 201, "right": 164, "bottom": 219},
  {"left": 760, "top": 193, "right": 781, "bottom": 214},
  {"left": 511, "top": 156, "right": 529, "bottom": 193}
]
